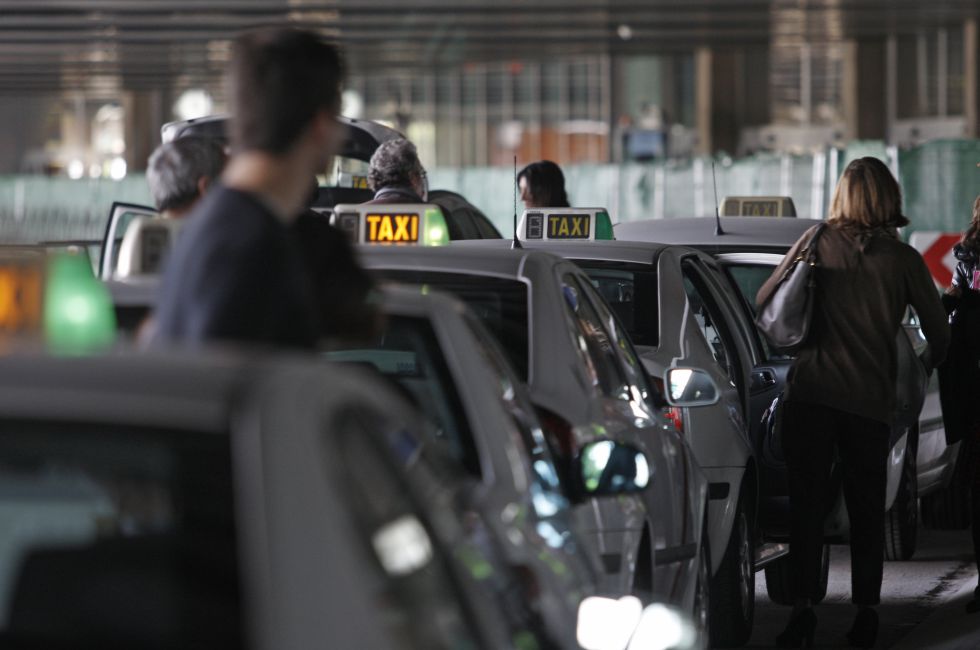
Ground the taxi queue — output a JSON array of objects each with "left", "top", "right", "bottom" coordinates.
[{"left": 0, "top": 132, "right": 954, "bottom": 650}]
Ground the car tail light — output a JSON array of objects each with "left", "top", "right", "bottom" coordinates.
[{"left": 651, "top": 376, "right": 684, "bottom": 434}]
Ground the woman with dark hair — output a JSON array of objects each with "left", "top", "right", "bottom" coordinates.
[
  {"left": 517, "top": 160, "right": 570, "bottom": 208},
  {"left": 757, "top": 157, "right": 949, "bottom": 648},
  {"left": 940, "top": 195, "right": 980, "bottom": 614}
]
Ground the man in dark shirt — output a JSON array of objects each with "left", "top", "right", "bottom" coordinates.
[{"left": 153, "top": 28, "right": 345, "bottom": 349}]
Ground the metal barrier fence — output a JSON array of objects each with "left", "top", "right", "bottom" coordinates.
[{"left": 0, "top": 139, "right": 977, "bottom": 245}]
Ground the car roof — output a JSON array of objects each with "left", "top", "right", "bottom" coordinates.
[
  {"left": 615, "top": 216, "right": 819, "bottom": 252},
  {"left": 0, "top": 349, "right": 257, "bottom": 431},
  {"left": 509, "top": 239, "right": 674, "bottom": 265},
  {"left": 359, "top": 241, "right": 562, "bottom": 279}
]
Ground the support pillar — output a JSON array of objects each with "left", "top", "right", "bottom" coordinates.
[
  {"left": 842, "top": 38, "right": 888, "bottom": 141},
  {"left": 695, "top": 47, "right": 742, "bottom": 156},
  {"left": 966, "top": 19, "right": 980, "bottom": 138},
  {"left": 124, "top": 89, "right": 166, "bottom": 173}
]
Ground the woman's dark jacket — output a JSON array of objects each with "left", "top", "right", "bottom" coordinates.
[{"left": 939, "top": 242, "right": 980, "bottom": 443}]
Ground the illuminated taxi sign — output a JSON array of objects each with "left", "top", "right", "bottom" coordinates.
[
  {"left": 720, "top": 196, "right": 797, "bottom": 218},
  {"left": 0, "top": 248, "right": 115, "bottom": 352},
  {"left": 518, "top": 208, "right": 614, "bottom": 241},
  {"left": 331, "top": 204, "right": 449, "bottom": 246},
  {"left": 0, "top": 250, "right": 44, "bottom": 335}
]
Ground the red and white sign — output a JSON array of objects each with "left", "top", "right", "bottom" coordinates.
[{"left": 909, "top": 231, "right": 961, "bottom": 288}]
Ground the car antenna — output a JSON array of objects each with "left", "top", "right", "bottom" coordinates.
[
  {"left": 511, "top": 155, "right": 523, "bottom": 249},
  {"left": 712, "top": 161, "right": 725, "bottom": 236}
]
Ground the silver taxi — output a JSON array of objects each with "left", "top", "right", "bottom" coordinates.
[
  {"left": 0, "top": 351, "right": 553, "bottom": 649},
  {"left": 357, "top": 243, "right": 713, "bottom": 638},
  {"left": 617, "top": 216, "right": 953, "bottom": 565},
  {"left": 326, "top": 285, "right": 652, "bottom": 648},
  {"left": 515, "top": 232, "right": 775, "bottom": 648}
]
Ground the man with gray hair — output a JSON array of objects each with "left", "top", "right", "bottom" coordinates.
[
  {"left": 146, "top": 136, "right": 226, "bottom": 219},
  {"left": 364, "top": 138, "right": 428, "bottom": 205}
]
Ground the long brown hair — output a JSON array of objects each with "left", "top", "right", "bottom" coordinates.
[
  {"left": 962, "top": 195, "right": 980, "bottom": 251},
  {"left": 827, "top": 157, "right": 909, "bottom": 233}
]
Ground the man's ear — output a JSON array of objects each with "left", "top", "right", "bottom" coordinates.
[{"left": 197, "top": 176, "right": 211, "bottom": 198}]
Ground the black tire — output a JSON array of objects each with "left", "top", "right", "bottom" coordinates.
[
  {"left": 764, "top": 544, "right": 830, "bottom": 606},
  {"left": 921, "top": 440, "right": 973, "bottom": 530},
  {"left": 693, "top": 519, "right": 711, "bottom": 649},
  {"left": 884, "top": 444, "right": 919, "bottom": 561},
  {"left": 709, "top": 492, "right": 755, "bottom": 647}
]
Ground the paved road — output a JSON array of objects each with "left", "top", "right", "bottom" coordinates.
[{"left": 743, "top": 530, "right": 978, "bottom": 649}]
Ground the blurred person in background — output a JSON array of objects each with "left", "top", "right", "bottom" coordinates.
[
  {"left": 758, "top": 157, "right": 949, "bottom": 648},
  {"left": 517, "top": 160, "right": 570, "bottom": 209},
  {"left": 146, "top": 137, "right": 226, "bottom": 219},
  {"left": 152, "top": 28, "right": 345, "bottom": 349},
  {"left": 364, "top": 138, "right": 428, "bottom": 205},
  {"left": 938, "top": 194, "right": 980, "bottom": 614}
]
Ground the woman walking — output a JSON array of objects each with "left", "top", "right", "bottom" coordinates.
[
  {"left": 939, "top": 195, "right": 980, "bottom": 614},
  {"left": 757, "top": 157, "right": 950, "bottom": 648}
]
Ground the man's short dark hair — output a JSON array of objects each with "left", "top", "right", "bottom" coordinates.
[
  {"left": 228, "top": 28, "right": 344, "bottom": 154},
  {"left": 146, "top": 137, "right": 226, "bottom": 212},
  {"left": 368, "top": 139, "right": 424, "bottom": 191}
]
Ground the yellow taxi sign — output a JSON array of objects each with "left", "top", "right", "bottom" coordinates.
[
  {"left": 331, "top": 204, "right": 449, "bottom": 246},
  {"left": 720, "top": 196, "right": 797, "bottom": 217},
  {"left": 518, "top": 208, "right": 614, "bottom": 241}
]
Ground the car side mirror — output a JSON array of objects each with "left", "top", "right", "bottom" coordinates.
[
  {"left": 664, "top": 367, "right": 720, "bottom": 407},
  {"left": 575, "top": 440, "right": 651, "bottom": 499}
]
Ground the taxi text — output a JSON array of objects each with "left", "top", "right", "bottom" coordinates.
[{"left": 366, "top": 213, "right": 421, "bottom": 243}]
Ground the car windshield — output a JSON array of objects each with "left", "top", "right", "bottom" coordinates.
[
  {"left": 575, "top": 262, "right": 659, "bottom": 347},
  {"left": 0, "top": 420, "right": 241, "bottom": 647},
  {"left": 376, "top": 271, "right": 531, "bottom": 380}
]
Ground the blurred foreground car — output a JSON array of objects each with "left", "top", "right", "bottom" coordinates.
[
  {"left": 617, "top": 215, "right": 953, "bottom": 572},
  {"left": 0, "top": 351, "right": 561, "bottom": 649},
  {"left": 358, "top": 241, "right": 713, "bottom": 643}
]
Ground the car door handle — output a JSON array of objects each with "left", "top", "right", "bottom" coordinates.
[{"left": 751, "top": 370, "right": 777, "bottom": 393}]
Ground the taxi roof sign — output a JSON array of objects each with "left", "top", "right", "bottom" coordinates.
[
  {"left": 331, "top": 203, "right": 449, "bottom": 246},
  {"left": 517, "top": 208, "right": 614, "bottom": 242},
  {"left": 0, "top": 247, "right": 115, "bottom": 353},
  {"left": 720, "top": 196, "right": 797, "bottom": 218}
]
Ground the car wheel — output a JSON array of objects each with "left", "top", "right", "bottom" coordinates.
[
  {"left": 764, "top": 544, "right": 829, "bottom": 606},
  {"left": 693, "top": 519, "right": 711, "bottom": 648},
  {"left": 884, "top": 443, "right": 918, "bottom": 561},
  {"left": 709, "top": 492, "right": 755, "bottom": 647},
  {"left": 922, "top": 440, "right": 972, "bottom": 530}
]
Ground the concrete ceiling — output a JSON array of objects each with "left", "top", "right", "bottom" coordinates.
[{"left": 0, "top": 0, "right": 977, "bottom": 94}]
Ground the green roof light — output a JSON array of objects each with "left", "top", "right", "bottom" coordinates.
[
  {"left": 44, "top": 252, "right": 116, "bottom": 354},
  {"left": 595, "top": 211, "right": 614, "bottom": 240}
]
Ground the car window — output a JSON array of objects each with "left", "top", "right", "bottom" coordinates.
[
  {"left": 682, "top": 260, "right": 743, "bottom": 391},
  {"left": 0, "top": 420, "right": 241, "bottom": 646},
  {"left": 722, "top": 262, "right": 789, "bottom": 359},
  {"left": 577, "top": 275, "right": 662, "bottom": 412},
  {"left": 560, "top": 273, "right": 631, "bottom": 401},
  {"left": 375, "top": 271, "right": 530, "bottom": 380},
  {"left": 579, "top": 262, "right": 659, "bottom": 347},
  {"left": 464, "top": 314, "right": 569, "bottom": 519},
  {"left": 326, "top": 315, "right": 481, "bottom": 477}
]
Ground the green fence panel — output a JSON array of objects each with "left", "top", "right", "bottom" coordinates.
[{"left": 899, "top": 140, "right": 980, "bottom": 234}]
